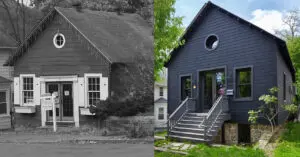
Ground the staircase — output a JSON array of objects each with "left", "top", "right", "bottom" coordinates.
[{"left": 167, "top": 95, "right": 231, "bottom": 143}]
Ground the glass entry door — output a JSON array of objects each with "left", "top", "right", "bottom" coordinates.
[
  {"left": 202, "top": 70, "right": 225, "bottom": 112},
  {"left": 46, "top": 82, "right": 73, "bottom": 121}
]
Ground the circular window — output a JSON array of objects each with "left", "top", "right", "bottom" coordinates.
[
  {"left": 205, "top": 35, "right": 219, "bottom": 50},
  {"left": 53, "top": 33, "right": 65, "bottom": 49}
]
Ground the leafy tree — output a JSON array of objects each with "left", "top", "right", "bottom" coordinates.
[
  {"left": 248, "top": 87, "right": 298, "bottom": 132},
  {"left": 154, "top": 0, "right": 184, "bottom": 80}
]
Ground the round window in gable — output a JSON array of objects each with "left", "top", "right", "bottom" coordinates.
[
  {"left": 53, "top": 33, "right": 65, "bottom": 49},
  {"left": 205, "top": 35, "right": 219, "bottom": 51}
]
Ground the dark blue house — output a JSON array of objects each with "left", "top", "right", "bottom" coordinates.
[{"left": 165, "top": 2, "right": 295, "bottom": 144}]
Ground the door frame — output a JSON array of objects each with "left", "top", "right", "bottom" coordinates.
[
  {"left": 45, "top": 82, "right": 73, "bottom": 121},
  {"left": 197, "top": 66, "right": 227, "bottom": 112}
]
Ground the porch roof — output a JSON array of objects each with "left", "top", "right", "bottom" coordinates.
[{"left": 0, "top": 76, "right": 12, "bottom": 83}]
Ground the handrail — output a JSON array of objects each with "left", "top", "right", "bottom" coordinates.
[
  {"left": 199, "top": 95, "right": 223, "bottom": 127},
  {"left": 206, "top": 95, "right": 223, "bottom": 119},
  {"left": 168, "top": 97, "right": 189, "bottom": 120}
]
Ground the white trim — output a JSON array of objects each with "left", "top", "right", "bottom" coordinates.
[
  {"left": 40, "top": 75, "right": 78, "bottom": 82},
  {"left": 15, "top": 106, "right": 36, "bottom": 113},
  {"left": 53, "top": 33, "right": 66, "bottom": 49},
  {"left": 84, "top": 73, "right": 102, "bottom": 108},
  {"left": 20, "top": 74, "right": 35, "bottom": 106},
  {"left": 55, "top": 8, "right": 112, "bottom": 63},
  {"left": 80, "top": 108, "right": 95, "bottom": 116}
]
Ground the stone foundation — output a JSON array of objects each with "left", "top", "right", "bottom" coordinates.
[
  {"left": 250, "top": 124, "right": 273, "bottom": 143},
  {"left": 224, "top": 123, "right": 238, "bottom": 144}
]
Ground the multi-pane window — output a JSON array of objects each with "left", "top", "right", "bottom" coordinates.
[
  {"left": 159, "top": 87, "right": 164, "bottom": 97},
  {"left": 23, "top": 77, "right": 34, "bottom": 104},
  {"left": 181, "top": 76, "right": 192, "bottom": 100},
  {"left": 158, "top": 107, "right": 164, "bottom": 120},
  {"left": 236, "top": 68, "right": 252, "bottom": 98},
  {"left": 88, "top": 77, "right": 100, "bottom": 106}
]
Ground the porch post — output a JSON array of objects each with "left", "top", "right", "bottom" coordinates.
[{"left": 73, "top": 81, "right": 79, "bottom": 127}]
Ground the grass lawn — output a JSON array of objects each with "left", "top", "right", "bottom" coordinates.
[
  {"left": 155, "top": 130, "right": 167, "bottom": 137},
  {"left": 274, "top": 122, "right": 300, "bottom": 157},
  {"left": 155, "top": 142, "right": 266, "bottom": 157},
  {"left": 186, "top": 144, "right": 265, "bottom": 157}
]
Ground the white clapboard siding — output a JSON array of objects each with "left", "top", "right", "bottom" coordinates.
[
  {"left": 78, "top": 77, "right": 85, "bottom": 107},
  {"left": 14, "top": 77, "right": 20, "bottom": 105},
  {"left": 34, "top": 77, "right": 40, "bottom": 106},
  {"left": 100, "top": 77, "right": 108, "bottom": 100}
]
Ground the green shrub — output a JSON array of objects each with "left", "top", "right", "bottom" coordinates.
[
  {"left": 187, "top": 144, "right": 266, "bottom": 157},
  {"left": 274, "top": 141, "right": 300, "bottom": 157},
  {"left": 155, "top": 151, "right": 185, "bottom": 157}
]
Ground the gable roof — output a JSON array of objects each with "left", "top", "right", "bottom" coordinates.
[
  {"left": 4, "top": 7, "right": 152, "bottom": 66},
  {"left": 154, "top": 97, "right": 167, "bottom": 104},
  {"left": 165, "top": 1, "right": 295, "bottom": 80}
]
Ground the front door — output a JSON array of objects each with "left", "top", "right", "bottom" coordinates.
[
  {"left": 0, "top": 91, "right": 7, "bottom": 114},
  {"left": 201, "top": 70, "right": 225, "bottom": 112},
  {"left": 46, "top": 82, "right": 73, "bottom": 121}
]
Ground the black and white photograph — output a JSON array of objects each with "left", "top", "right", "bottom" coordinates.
[{"left": 0, "top": 0, "right": 154, "bottom": 156}]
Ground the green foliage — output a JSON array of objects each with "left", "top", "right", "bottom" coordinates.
[
  {"left": 154, "top": 0, "right": 184, "bottom": 80},
  {"left": 154, "top": 139, "right": 170, "bottom": 147},
  {"left": 186, "top": 144, "right": 266, "bottom": 157},
  {"left": 91, "top": 94, "right": 153, "bottom": 119},
  {"left": 155, "top": 130, "right": 167, "bottom": 137},
  {"left": 287, "top": 37, "right": 300, "bottom": 98},
  {"left": 248, "top": 110, "right": 260, "bottom": 124},
  {"left": 274, "top": 123, "right": 300, "bottom": 157},
  {"left": 258, "top": 95, "right": 278, "bottom": 105},
  {"left": 283, "top": 104, "right": 299, "bottom": 114}
]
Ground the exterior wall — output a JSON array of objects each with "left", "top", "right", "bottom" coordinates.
[
  {"left": 13, "top": 14, "right": 110, "bottom": 77},
  {"left": 167, "top": 8, "right": 278, "bottom": 124},
  {"left": 12, "top": 14, "right": 111, "bottom": 128},
  {"left": 154, "top": 102, "right": 167, "bottom": 128},
  {"left": 154, "top": 84, "right": 167, "bottom": 101},
  {"left": 276, "top": 51, "right": 294, "bottom": 124}
]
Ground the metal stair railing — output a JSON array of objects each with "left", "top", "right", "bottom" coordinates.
[
  {"left": 199, "top": 95, "right": 229, "bottom": 141},
  {"left": 167, "top": 97, "right": 195, "bottom": 133}
]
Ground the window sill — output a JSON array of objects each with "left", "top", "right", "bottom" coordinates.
[
  {"left": 15, "top": 106, "right": 36, "bottom": 113},
  {"left": 80, "top": 107, "right": 95, "bottom": 116}
]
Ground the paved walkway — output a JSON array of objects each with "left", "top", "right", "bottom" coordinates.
[
  {"left": 0, "top": 143, "right": 154, "bottom": 157},
  {"left": 0, "top": 133, "right": 153, "bottom": 144}
]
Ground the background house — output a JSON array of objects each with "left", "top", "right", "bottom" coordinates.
[
  {"left": 154, "top": 69, "right": 168, "bottom": 129},
  {"left": 0, "top": 32, "right": 17, "bottom": 130}
]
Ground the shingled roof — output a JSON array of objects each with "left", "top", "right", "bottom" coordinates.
[
  {"left": 165, "top": 1, "right": 295, "bottom": 81},
  {"left": 4, "top": 7, "right": 152, "bottom": 66}
]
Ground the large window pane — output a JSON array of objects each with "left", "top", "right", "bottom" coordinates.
[
  {"left": 88, "top": 77, "right": 100, "bottom": 105},
  {"left": 236, "top": 68, "right": 252, "bottom": 98},
  {"left": 181, "top": 76, "right": 191, "bottom": 100}
]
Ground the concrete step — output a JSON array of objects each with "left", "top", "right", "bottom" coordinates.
[
  {"left": 185, "top": 113, "right": 207, "bottom": 117},
  {"left": 168, "top": 134, "right": 209, "bottom": 142},
  {"left": 179, "top": 119, "right": 204, "bottom": 124},
  {"left": 182, "top": 116, "right": 205, "bottom": 121}
]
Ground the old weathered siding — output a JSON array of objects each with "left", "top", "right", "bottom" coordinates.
[
  {"left": 277, "top": 51, "right": 294, "bottom": 124},
  {"left": 167, "top": 8, "right": 278, "bottom": 124},
  {"left": 13, "top": 14, "right": 110, "bottom": 77},
  {"left": 0, "top": 49, "right": 14, "bottom": 80}
]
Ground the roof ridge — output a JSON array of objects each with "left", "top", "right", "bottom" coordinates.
[{"left": 55, "top": 7, "right": 112, "bottom": 63}]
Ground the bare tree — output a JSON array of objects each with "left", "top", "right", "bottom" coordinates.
[{"left": 275, "top": 9, "right": 300, "bottom": 39}]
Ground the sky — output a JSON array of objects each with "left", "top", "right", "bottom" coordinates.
[{"left": 175, "top": 0, "right": 300, "bottom": 34}]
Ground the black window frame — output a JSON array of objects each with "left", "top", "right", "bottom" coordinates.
[
  {"left": 159, "top": 87, "right": 164, "bottom": 97},
  {"left": 180, "top": 75, "right": 192, "bottom": 101},
  {"left": 158, "top": 107, "right": 164, "bottom": 120},
  {"left": 234, "top": 66, "right": 253, "bottom": 101}
]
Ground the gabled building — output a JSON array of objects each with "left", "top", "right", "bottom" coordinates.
[
  {"left": 165, "top": 2, "right": 295, "bottom": 144},
  {"left": 3, "top": 7, "right": 152, "bottom": 128}
]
